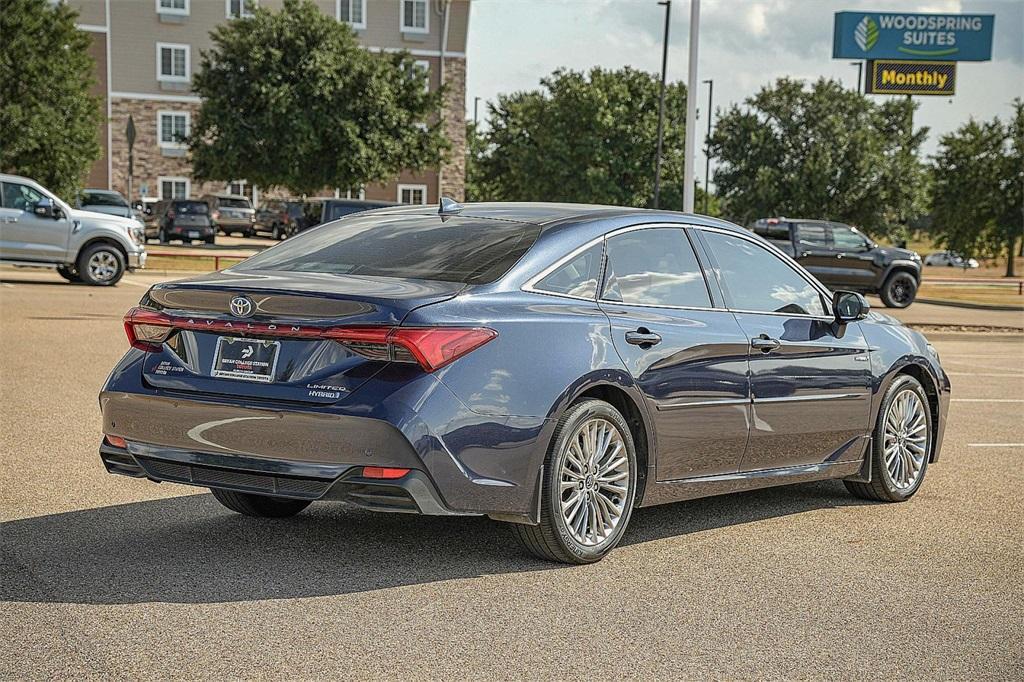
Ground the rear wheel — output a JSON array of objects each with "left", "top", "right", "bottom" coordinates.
[
  {"left": 272, "top": 224, "right": 283, "bottom": 240},
  {"left": 845, "top": 375, "right": 931, "bottom": 502},
  {"left": 56, "top": 265, "right": 81, "bottom": 283},
  {"left": 880, "top": 271, "right": 917, "bottom": 308},
  {"left": 511, "top": 399, "right": 637, "bottom": 564},
  {"left": 205, "top": 236, "right": 215, "bottom": 245},
  {"left": 210, "top": 488, "right": 311, "bottom": 517},
  {"left": 76, "top": 243, "right": 125, "bottom": 286}
]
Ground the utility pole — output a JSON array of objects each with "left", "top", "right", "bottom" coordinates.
[
  {"left": 682, "top": 0, "right": 700, "bottom": 213},
  {"left": 702, "top": 78, "right": 713, "bottom": 214},
  {"left": 126, "top": 115, "right": 136, "bottom": 204},
  {"left": 652, "top": 0, "right": 671, "bottom": 208}
]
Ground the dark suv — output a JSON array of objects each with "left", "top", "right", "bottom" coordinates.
[
  {"left": 748, "top": 218, "right": 922, "bottom": 308},
  {"left": 145, "top": 199, "right": 215, "bottom": 245}
]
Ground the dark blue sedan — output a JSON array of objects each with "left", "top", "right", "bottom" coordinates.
[{"left": 100, "top": 202, "right": 950, "bottom": 564}]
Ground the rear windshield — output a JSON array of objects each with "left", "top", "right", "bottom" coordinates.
[
  {"left": 324, "top": 203, "right": 366, "bottom": 222},
  {"left": 217, "top": 198, "right": 251, "bottom": 209},
  {"left": 173, "top": 201, "right": 209, "bottom": 214},
  {"left": 236, "top": 214, "right": 542, "bottom": 284},
  {"left": 80, "top": 191, "right": 127, "bottom": 207}
]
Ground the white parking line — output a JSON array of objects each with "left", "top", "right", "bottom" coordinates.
[
  {"left": 967, "top": 444, "right": 1024, "bottom": 448},
  {"left": 952, "top": 398, "right": 1024, "bottom": 403},
  {"left": 121, "top": 279, "right": 153, "bottom": 288},
  {"left": 946, "top": 372, "right": 1024, "bottom": 378}
]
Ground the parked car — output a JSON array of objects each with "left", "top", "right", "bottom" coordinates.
[
  {"left": 254, "top": 200, "right": 309, "bottom": 240},
  {"left": 260, "top": 198, "right": 399, "bottom": 239},
  {"left": 146, "top": 199, "right": 215, "bottom": 245},
  {"left": 75, "top": 189, "right": 139, "bottom": 223},
  {"left": 202, "top": 193, "right": 256, "bottom": 237},
  {"left": 101, "top": 202, "right": 950, "bottom": 564},
  {"left": 748, "top": 218, "right": 923, "bottom": 308},
  {"left": 0, "top": 173, "right": 146, "bottom": 285},
  {"left": 924, "top": 251, "right": 979, "bottom": 268}
]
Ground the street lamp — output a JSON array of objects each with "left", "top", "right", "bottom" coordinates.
[
  {"left": 473, "top": 96, "right": 482, "bottom": 125},
  {"left": 682, "top": 0, "right": 700, "bottom": 213},
  {"left": 652, "top": 0, "right": 671, "bottom": 209},
  {"left": 701, "top": 79, "right": 712, "bottom": 214}
]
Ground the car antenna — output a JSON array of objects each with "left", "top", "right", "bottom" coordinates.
[{"left": 438, "top": 196, "right": 464, "bottom": 221}]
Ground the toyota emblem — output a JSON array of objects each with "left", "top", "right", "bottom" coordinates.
[{"left": 229, "top": 295, "right": 255, "bottom": 318}]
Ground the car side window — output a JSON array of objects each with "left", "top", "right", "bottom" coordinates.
[
  {"left": 701, "top": 230, "right": 826, "bottom": 317},
  {"left": 601, "top": 228, "right": 711, "bottom": 308},
  {"left": 2, "top": 182, "right": 43, "bottom": 212},
  {"left": 796, "top": 223, "right": 829, "bottom": 249},
  {"left": 831, "top": 226, "right": 870, "bottom": 251},
  {"left": 534, "top": 242, "right": 604, "bottom": 299}
]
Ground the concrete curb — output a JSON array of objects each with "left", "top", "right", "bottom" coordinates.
[{"left": 916, "top": 298, "right": 1024, "bottom": 312}]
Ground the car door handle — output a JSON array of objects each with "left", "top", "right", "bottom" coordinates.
[
  {"left": 625, "top": 330, "right": 662, "bottom": 347},
  {"left": 750, "top": 336, "right": 781, "bottom": 352}
]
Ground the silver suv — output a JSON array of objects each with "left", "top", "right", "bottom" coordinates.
[{"left": 0, "top": 173, "right": 147, "bottom": 286}]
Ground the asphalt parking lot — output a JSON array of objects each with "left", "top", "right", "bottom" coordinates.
[{"left": 1, "top": 268, "right": 1022, "bottom": 679}]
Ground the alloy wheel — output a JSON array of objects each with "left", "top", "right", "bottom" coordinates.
[
  {"left": 883, "top": 390, "right": 928, "bottom": 489},
  {"left": 559, "top": 417, "right": 631, "bottom": 547},
  {"left": 87, "top": 250, "right": 120, "bottom": 282}
]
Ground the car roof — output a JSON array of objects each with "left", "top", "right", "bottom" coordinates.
[
  {"left": 367, "top": 201, "right": 749, "bottom": 237},
  {"left": 206, "top": 193, "right": 249, "bottom": 200}
]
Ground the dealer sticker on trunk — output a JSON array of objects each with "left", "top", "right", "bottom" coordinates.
[{"left": 212, "top": 337, "right": 280, "bottom": 383}]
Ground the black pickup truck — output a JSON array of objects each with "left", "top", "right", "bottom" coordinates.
[{"left": 748, "top": 218, "right": 922, "bottom": 308}]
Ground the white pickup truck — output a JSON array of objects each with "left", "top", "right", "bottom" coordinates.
[{"left": 0, "top": 173, "right": 147, "bottom": 286}]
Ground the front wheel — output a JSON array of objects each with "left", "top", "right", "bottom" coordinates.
[
  {"left": 511, "top": 399, "right": 637, "bottom": 564},
  {"left": 845, "top": 375, "right": 931, "bottom": 502},
  {"left": 880, "top": 271, "right": 917, "bottom": 308},
  {"left": 210, "top": 488, "right": 311, "bottom": 517},
  {"left": 76, "top": 243, "right": 125, "bottom": 286}
]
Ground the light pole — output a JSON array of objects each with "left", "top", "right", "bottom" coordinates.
[
  {"left": 701, "top": 78, "right": 712, "bottom": 214},
  {"left": 652, "top": 0, "right": 671, "bottom": 209},
  {"left": 682, "top": 0, "right": 700, "bottom": 213},
  {"left": 473, "top": 96, "right": 481, "bottom": 125},
  {"left": 850, "top": 61, "right": 862, "bottom": 93}
]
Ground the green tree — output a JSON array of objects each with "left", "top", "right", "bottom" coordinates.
[
  {"left": 708, "top": 78, "right": 929, "bottom": 237},
  {"left": 189, "top": 0, "right": 447, "bottom": 195},
  {"left": 931, "top": 100, "right": 1023, "bottom": 277},
  {"left": 468, "top": 67, "right": 713, "bottom": 210},
  {"left": 0, "top": 0, "right": 102, "bottom": 199}
]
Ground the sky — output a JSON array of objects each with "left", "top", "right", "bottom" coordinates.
[{"left": 464, "top": 0, "right": 1024, "bottom": 184}]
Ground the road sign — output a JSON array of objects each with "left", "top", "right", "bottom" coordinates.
[
  {"left": 866, "top": 60, "right": 956, "bottom": 96},
  {"left": 833, "top": 11, "right": 994, "bottom": 62}
]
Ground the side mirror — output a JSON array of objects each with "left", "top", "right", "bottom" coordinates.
[
  {"left": 33, "top": 197, "right": 56, "bottom": 218},
  {"left": 833, "top": 290, "right": 870, "bottom": 323}
]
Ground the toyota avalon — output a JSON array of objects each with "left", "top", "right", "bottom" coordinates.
[{"left": 99, "top": 201, "right": 950, "bottom": 564}]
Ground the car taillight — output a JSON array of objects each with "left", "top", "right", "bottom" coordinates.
[
  {"left": 327, "top": 326, "right": 497, "bottom": 372},
  {"left": 123, "top": 308, "right": 174, "bottom": 351},
  {"left": 121, "top": 307, "right": 496, "bottom": 370}
]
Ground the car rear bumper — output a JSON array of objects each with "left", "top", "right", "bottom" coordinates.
[
  {"left": 168, "top": 225, "right": 215, "bottom": 238},
  {"left": 98, "top": 372, "right": 550, "bottom": 522},
  {"left": 99, "top": 439, "right": 469, "bottom": 515}
]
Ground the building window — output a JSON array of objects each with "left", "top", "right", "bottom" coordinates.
[
  {"left": 158, "top": 111, "right": 189, "bottom": 148},
  {"left": 157, "top": 43, "right": 189, "bottom": 82},
  {"left": 226, "top": 0, "right": 256, "bottom": 18},
  {"left": 413, "top": 59, "right": 430, "bottom": 91},
  {"left": 157, "top": 0, "right": 188, "bottom": 16},
  {"left": 337, "top": 0, "right": 365, "bottom": 29},
  {"left": 339, "top": 187, "right": 365, "bottom": 200},
  {"left": 227, "top": 180, "right": 247, "bottom": 196},
  {"left": 400, "top": 0, "right": 428, "bottom": 33},
  {"left": 159, "top": 176, "right": 190, "bottom": 199},
  {"left": 398, "top": 184, "right": 427, "bottom": 205}
]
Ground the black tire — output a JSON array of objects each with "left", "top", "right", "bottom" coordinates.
[
  {"left": 845, "top": 375, "right": 931, "bottom": 502},
  {"left": 76, "top": 243, "right": 125, "bottom": 286},
  {"left": 510, "top": 399, "right": 638, "bottom": 564},
  {"left": 880, "top": 271, "right": 917, "bottom": 308},
  {"left": 209, "top": 488, "right": 311, "bottom": 518},
  {"left": 205, "top": 236, "right": 215, "bottom": 245},
  {"left": 272, "top": 224, "right": 283, "bottom": 240},
  {"left": 56, "top": 265, "right": 82, "bottom": 283}
]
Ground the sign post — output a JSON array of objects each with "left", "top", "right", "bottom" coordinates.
[{"left": 126, "top": 115, "right": 136, "bottom": 204}]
